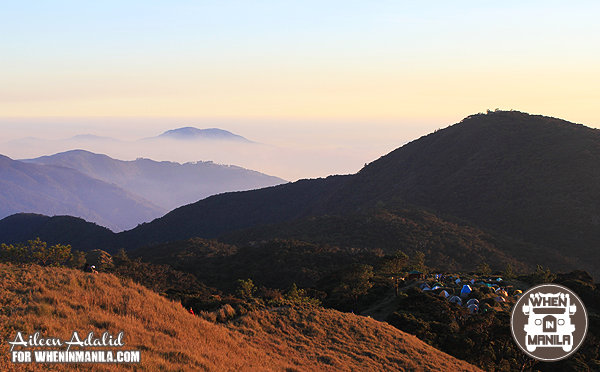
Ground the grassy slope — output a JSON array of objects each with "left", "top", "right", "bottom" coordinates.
[
  {"left": 231, "top": 306, "right": 481, "bottom": 372},
  {"left": 0, "top": 264, "right": 481, "bottom": 372}
]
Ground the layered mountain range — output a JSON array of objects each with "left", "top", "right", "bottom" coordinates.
[
  {"left": 0, "top": 155, "right": 165, "bottom": 232},
  {"left": 0, "top": 127, "right": 286, "bottom": 231},
  {"left": 2, "top": 111, "right": 599, "bottom": 277},
  {"left": 23, "top": 149, "right": 285, "bottom": 211}
]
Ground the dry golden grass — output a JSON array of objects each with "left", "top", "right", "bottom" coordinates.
[
  {"left": 230, "top": 306, "right": 482, "bottom": 372},
  {"left": 1, "top": 264, "right": 481, "bottom": 371}
]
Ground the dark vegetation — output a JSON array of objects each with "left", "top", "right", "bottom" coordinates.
[
  {"left": 129, "top": 238, "right": 382, "bottom": 292},
  {"left": 221, "top": 204, "right": 575, "bottom": 274},
  {"left": 0, "top": 238, "right": 74, "bottom": 267}
]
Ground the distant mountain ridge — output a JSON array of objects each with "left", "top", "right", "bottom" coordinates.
[
  {"left": 0, "top": 125, "right": 383, "bottom": 181},
  {"left": 0, "top": 155, "right": 165, "bottom": 231},
  {"left": 5, "top": 127, "right": 254, "bottom": 145},
  {"left": 24, "top": 150, "right": 286, "bottom": 211}
]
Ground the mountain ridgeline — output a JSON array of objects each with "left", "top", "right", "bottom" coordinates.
[
  {"left": 2, "top": 111, "right": 599, "bottom": 277},
  {"left": 24, "top": 150, "right": 286, "bottom": 211},
  {"left": 323, "top": 111, "right": 600, "bottom": 274},
  {"left": 0, "top": 155, "right": 165, "bottom": 232}
]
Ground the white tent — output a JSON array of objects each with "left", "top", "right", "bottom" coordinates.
[{"left": 466, "top": 298, "right": 479, "bottom": 306}]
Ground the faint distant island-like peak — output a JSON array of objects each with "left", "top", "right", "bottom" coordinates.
[{"left": 154, "top": 127, "right": 253, "bottom": 143}]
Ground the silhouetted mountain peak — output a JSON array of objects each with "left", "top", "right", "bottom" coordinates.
[{"left": 157, "top": 127, "right": 253, "bottom": 143}]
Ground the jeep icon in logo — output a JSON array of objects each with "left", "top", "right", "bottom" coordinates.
[{"left": 511, "top": 284, "right": 588, "bottom": 361}]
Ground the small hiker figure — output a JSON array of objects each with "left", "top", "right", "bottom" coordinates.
[{"left": 83, "top": 263, "right": 98, "bottom": 274}]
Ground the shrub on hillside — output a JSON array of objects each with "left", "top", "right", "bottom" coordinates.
[{"left": 0, "top": 238, "right": 72, "bottom": 267}]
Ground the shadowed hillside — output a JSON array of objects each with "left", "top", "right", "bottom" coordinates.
[
  {"left": 0, "top": 213, "right": 114, "bottom": 252},
  {"left": 130, "top": 208, "right": 580, "bottom": 294},
  {"left": 219, "top": 206, "right": 578, "bottom": 274},
  {"left": 0, "top": 264, "right": 481, "bottom": 371},
  {"left": 323, "top": 111, "right": 600, "bottom": 276},
  {"left": 118, "top": 175, "right": 349, "bottom": 246}
]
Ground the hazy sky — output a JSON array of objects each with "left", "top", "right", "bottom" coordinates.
[{"left": 1, "top": 1, "right": 599, "bottom": 178}]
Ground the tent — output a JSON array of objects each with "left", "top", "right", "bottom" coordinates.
[
  {"left": 449, "top": 296, "right": 463, "bottom": 305},
  {"left": 495, "top": 296, "right": 506, "bottom": 303},
  {"left": 468, "top": 304, "right": 479, "bottom": 313},
  {"left": 466, "top": 298, "right": 479, "bottom": 306},
  {"left": 455, "top": 278, "right": 461, "bottom": 284},
  {"left": 460, "top": 285, "right": 472, "bottom": 298},
  {"left": 513, "top": 289, "right": 522, "bottom": 300},
  {"left": 439, "top": 290, "right": 450, "bottom": 298},
  {"left": 407, "top": 271, "right": 424, "bottom": 280},
  {"left": 419, "top": 283, "right": 431, "bottom": 290},
  {"left": 496, "top": 290, "right": 508, "bottom": 297},
  {"left": 432, "top": 285, "right": 442, "bottom": 290}
]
